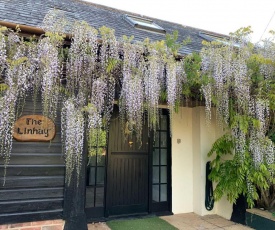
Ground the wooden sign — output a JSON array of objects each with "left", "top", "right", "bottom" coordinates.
[{"left": 13, "top": 115, "right": 56, "bottom": 142}]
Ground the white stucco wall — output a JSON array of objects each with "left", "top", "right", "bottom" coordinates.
[
  {"left": 171, "top": 107, "right": 194, "bottom": 214},
  {"left": 171, "top": 106, "right": 233, "bottom": 219}
]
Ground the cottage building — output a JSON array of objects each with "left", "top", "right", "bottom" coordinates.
[{"left": 0, "top": 0, "right": 233, "bottom": 228}]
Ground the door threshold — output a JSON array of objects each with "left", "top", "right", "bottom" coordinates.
[
  {"left": 155, "top": 211, "right": 173, "bottom": 216},
  {"left": 108, "top": 212, "right": 153, "bottom": 220},
  {"left": 87, "top": 212, "right": 173, "bottom": 223}
]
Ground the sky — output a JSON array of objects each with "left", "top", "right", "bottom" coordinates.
[{"left": 84, "top": 0, "right": 275, "bottom": 43}]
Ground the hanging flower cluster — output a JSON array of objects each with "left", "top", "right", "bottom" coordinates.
[
  {"left": 99, "top": 26, "right": 119, "bottom": 72},
  {"left": 166, "top": 60, "right": 184, "bottom": 134},
  {"left": 143, "top": 46, "right": 163, "bottom": 131},
  {"left": 258, "top": 38, "right": 275, "bottom": 80},
  {"left": 61, "top": 98, "right": 84, "bottom": 183},
  {"left": 166, "top": 60, "right": 184, "bottom": 110},
  {"left": 98, "top": 27, "right": 118, "bottom": 131},
  {"left": 201, "top": 40, "right": 235, "bottom": 125},
  {"left": 66, "top": 21, "right": 98, "bottom": 102},
  {"left": 38, "top": 37, "right": 61, "bottom": 121},
  {"left": 41, "top": 9, "right": 67, "bottom": 35},
  {"left": 201, "top": 83, "right": 212, "bottom": 125},
  {"left": 84, "top": 78, "right": 108, "bottom": 135},
  {"left": 249, "top": 99, "right": 274, "bottom": 167},
  {"left": 0, "top": 30, "right": 35, "bottom": 182},
  {"left": 0, "top": 28, "right": 6, "bottom": 70},
  {"left": 119, "top": 40, "right": 144, "bottom": 140}
]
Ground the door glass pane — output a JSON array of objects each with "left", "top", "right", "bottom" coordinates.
[
  {"left": 160, "top": 132, "right": 167, "bottom": 147},
  {"left": 160, "top": 184, "right": 167, "bottom": 201},
  {"left": 85, "top": 187, "right": 95, "bottom": 208},
  {"left": 160, "top": 149, "right": 167, "bottom": 165},
  {"left": 153, "top": 166, "right": 159, "bottom": 183},
  {"left": 161, "top": 166, "right": 167, "bottom": 183},
  {"left": 152, "top": 185, "right": 159, "bottom": 202},
  {"left": 95, "top": 187, "right": 104, "bottom": 207},
  {"left": 154, "top": 132, "right": 160, "bottom": 147},
  {"left": 97, "top": 148, "right": 106, "bottom": 166},
  {"left": 153, "top": 149, "right": 159, "bottom": 165},
  {"left": 89, "top": 167, "right": 95, "bottom": 185},
  {"left": 88, "top": 155, "right": 96, "bottom": 166},
  {"left": 160, "top": 115, "right": 168, "bottom": 130},
  {"left": 96, "top": 167, "right": 105, "bottom": 185}
]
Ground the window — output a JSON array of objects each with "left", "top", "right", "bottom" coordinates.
[
  {"left": 152, "top": 114, "right": 169, "bottom": 203},
  {"left": 124, "top": 14, "right": 166, "bottom": 34},
  {"left": 199, "top": 31, "right": 225, "bottom": 41},
  {"left": 86, "top": 130, "right": 106, "bottom": 208},
  {"left": 199, "top": 32, "right": 240, "bottom": 47}
]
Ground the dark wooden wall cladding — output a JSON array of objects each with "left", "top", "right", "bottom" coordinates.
[{"left": 0, "top": 96, "right": 65, "bottom": 224}]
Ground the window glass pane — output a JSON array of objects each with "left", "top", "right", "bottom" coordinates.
[
  {"left": 160, "top": 149, "right": 167, "bottom": 165},
  {"left": 160, "top": 132, "right": 167, "bottom": 147},
  {"left": 153, "top": 166, "right": 159, "bottom": 183},
  {"left": 95, "top": 187, "right": 104, "bottom": 207},
  {"left": 160, "top": 115, "right": 168, "bottom": 130},
  {"left": 96, "top": 167, "right": 105, "bottom": 185},
  {"left": 153, "top": 149, "right": 159, "bottom": 165},
  {"left": 126, "top": 15, "right": 165, "bottom": 31},
  {"left": 135, "top": 20, "right": 161, "bottom": 30},
  {"left": 160, "top": 184, "right": 167, "bottom": 202},
  {"left": 89, "top": 129, "right": 107, "bottom": 146},
  {"left": 97, "top": 148, "right": 106, "bottom": 166},
  {"left": 85, "top": 187, "right": 95, "bottom": 208},
  {"left": 152, "top": 185, "right": 159, "bottom": 202},
  {"left": 88, "top": 155, "right": 96, "bottom": 166},
  {"left": 154, "top": 132, "right": 159, "bottom": 147},
  {"left": 161, "top": 166, "right": 167, "bottom": 183},
  {"left": 88, "top": 167, "right": 95, "bottom": 185}
]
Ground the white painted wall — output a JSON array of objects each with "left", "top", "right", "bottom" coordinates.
[
  {"left": 171, "top": 107, "right": 194, "bottom": 213},
  {"left": 171, "top": 106, "right": 233, "bottom": 219},
  {"left": 192, "top": 107, "right": 202, "bottom": 215}
]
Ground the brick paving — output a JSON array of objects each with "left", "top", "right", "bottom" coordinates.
[
  {"left": 87, "top": 213, "right": 253, "bottom": 230},
  {"left": 0, "top": 213, "right": 253, "bottom": 230},
  {"left": 161, "top": 213, "right": 253, "bottom": 230},
  {"left": 88, "top": 222, "right": 110, "bottom": 230},
  {"left": 0, "top": 220, "right": 64, "bottom": 230}
]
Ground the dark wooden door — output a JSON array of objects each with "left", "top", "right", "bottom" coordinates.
[
  {"left": 106, "top": 110, "right": 149, "bottom": 216},
  {"left": 107, "top": 152, "right": 148, "bottom": 215}
]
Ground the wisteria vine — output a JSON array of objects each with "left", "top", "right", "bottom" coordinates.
[
  {"left": 201, "top": 29, "right": 275, "bottom": 206},
  {"left": 0, "top": 11, "right": 184, "bottom": 183},
  {"left": 1, "top": 11, "right": 274, "bottom": 199}
]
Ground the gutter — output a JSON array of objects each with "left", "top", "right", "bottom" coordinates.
[
  {"left": 0, "top": 21, "right": 45, "bottom": 35},
  {"left": 0, "top": 20, "right": 104, "bottom": 43},
  {"left": 0, "top": 21, "right": 72, "bottom": 41}
]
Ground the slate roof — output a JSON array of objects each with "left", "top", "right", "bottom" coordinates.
[{"left": 0, "top": 0, "right": 226, "bottom": 55}]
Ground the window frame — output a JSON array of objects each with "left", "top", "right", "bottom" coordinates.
[{"left": 124, "top": 14, "right": 166, "bottom": 34}]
